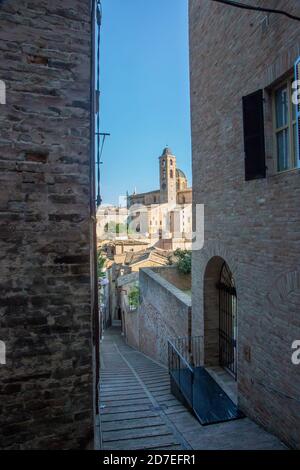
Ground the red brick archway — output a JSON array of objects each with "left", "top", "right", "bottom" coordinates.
[{"left": 203, "top": 256, "right": 237, "bottom": 379}]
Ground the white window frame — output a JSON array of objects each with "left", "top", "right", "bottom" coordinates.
[
  {"left": 295, "top": 57, "right": 300, "bottom": 168},
  {"left": 273, "top": 77, "right": 297, "bottom": 172}
]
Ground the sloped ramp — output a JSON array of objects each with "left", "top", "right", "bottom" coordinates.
[
  {"left": 192, "top": 367, "right": 244, "bottom": 425},
  {"left": 171, "top": 367, "right": 244, "bottom": 426},
  {"left": 101, "top": 329, "right": 286, "bottom": 449}
]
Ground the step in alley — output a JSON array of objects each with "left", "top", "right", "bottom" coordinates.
[{"left": 99, "top": 328, "right": 287, "bottom": 451}]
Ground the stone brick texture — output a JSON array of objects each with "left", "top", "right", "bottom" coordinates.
[
  {"left": 0, "top": 0, "right": 93, "bottom": 449},
  {"left": 123, "top": 308, "right": 140, "bottom": 351},
  {"left": 190, "top": 0, "right": 300, "bottom": 449},
  {"left": 138, "top": 268, "right": 191, "bottom": 365}
]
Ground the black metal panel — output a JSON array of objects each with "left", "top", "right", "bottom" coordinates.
[
  {"left": 243, "top": 89, "right": 266, "bottom": 180},
  {"left": 192, "top": 367, "right": 244, "bottom": 426},
  {"left": 168, "top": 339, "right": 244, "bottom": 426}
]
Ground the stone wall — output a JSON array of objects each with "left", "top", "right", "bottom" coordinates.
[
  {"left": 0, "top": 0, "right": 94, "bottom": 449},
  {"left": 139, "top": 268, "right": 191, "bottom": 365},
  {"left": 189, "top": 0, "right": 300, "bottom": 448},
  {"left": 151, "top": 265, "right": 191, "bottom": 292},
  {"left": 117, "top": 272, "right": 139, "bottom": 347},
  {"left": 123, "top": 308, "right": 139, "bottom": 351}
]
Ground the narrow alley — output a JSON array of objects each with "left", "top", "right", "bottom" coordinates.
[{"left": 99, "top": 329, "right": 287, "bottom": 451}]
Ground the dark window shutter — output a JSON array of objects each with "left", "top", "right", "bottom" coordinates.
[{"left": 242, "top": 89, "right": 266, "bottom": 181}]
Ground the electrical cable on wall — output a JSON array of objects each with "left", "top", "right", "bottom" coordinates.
[
  {"left": 95, "top": 0, "right": 110, "bottom": 208},
  {"left": 96, "top": 0, "right": 102, "bottom": 208},
  {"left": 210, "top": 0, "right": 300, "bottom": 22}
]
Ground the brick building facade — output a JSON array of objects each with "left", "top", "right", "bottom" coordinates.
[
  {"left": 0, "top": 1, "right": 97, "bottom": 449},
  {"left": 190, "top": 0, "right": 300, "bottom": 448}
]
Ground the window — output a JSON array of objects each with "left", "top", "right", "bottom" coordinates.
[
  {"left": 273, "top": 79, "right": 297, "bottom": 172},
  {"left": 170, "top": 170, "right": 173, "bottom": 178}
]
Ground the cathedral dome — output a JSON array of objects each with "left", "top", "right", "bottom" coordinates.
[{"left": 176, "top": 168, "right": 186, "bottom": 179}]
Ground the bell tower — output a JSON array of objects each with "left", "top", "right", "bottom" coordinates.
[{"left": 159, "top": 147, "right": 177, "bottom": 204}]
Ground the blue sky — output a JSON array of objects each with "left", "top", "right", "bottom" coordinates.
[{"left": 99, "top": 0, "right": 191, "bottom": 205}]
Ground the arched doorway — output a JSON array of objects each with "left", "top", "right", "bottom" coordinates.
[{"left": 203, "top": 256, "right": 238, "bottom": 381}]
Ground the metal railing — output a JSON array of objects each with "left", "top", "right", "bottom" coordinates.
[
  {"left": 167, "top": 336, "right": 201, "bottom": 410},
  {"left": 170, "top": 336, "right": 201, "bottom": 367},
  {"left": 168, "top": 336, "right": 243, "bottom": 426}
]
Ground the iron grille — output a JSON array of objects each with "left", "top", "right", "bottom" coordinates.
[{"left": 218, "top": 262, "right": 237, "bottom": 380}]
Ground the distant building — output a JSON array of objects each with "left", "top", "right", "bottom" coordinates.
[
  {"left": 106, "top": 246, "right": 170, "bottom": 327},
  {"left": 127, "top": 147, "right": 192, "bottom": 206},
  {"left": 97, "top": 206, "right": 129, "bottom": 240},
  {"left": 100, "top": 240, "right": 150, "bottom": 257},
  {"left": 127, "top": 148, "right": 192, "bottom": 250}
]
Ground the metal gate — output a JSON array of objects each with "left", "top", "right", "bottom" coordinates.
[{"left": 218, "top": 262, "right": 237, "bottom": 380}]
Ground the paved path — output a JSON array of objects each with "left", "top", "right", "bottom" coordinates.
[{"left": 99, "top": 328, "right": 287, "bottom": 450}]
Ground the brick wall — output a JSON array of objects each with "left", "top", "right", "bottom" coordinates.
[
  {"left": 139, "top": 268, "right": 191, "bottom": 365},
  {"left": 0, "top": 0, "right": 94, "bottom": 449},
  {"left": 189, "top": 0, "right": 300, "bottom": 448}
]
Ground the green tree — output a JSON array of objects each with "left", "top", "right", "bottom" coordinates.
[
  {"left": 174, "top": 249, "right": 192, "bottom": 275},
  {"left": 104, "top": 222, "right": 126, "bottom": 235},
  {"left": 128, "top": 286, "right": 140, "bottom": 310},
  {"left": 104, "top": 221, "right": 135, "bottom": 236},
  {"left": 97, "top": 250, "right": 106, "bottom": 279}
]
